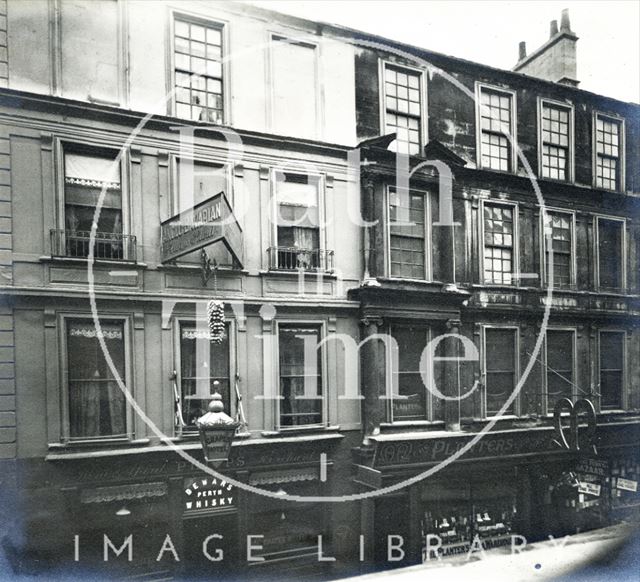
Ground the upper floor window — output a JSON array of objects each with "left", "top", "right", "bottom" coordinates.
[
  {"left": 174, "top": 17, "right": 224, "bottom": 123},
  {"left": 599, "top": 331, "right": 624, "bottom": 410},
  {"left": 388, "top": 187, "right": 428, "bottom": 280},
  {"left": 596, "top": 217, "right": 625, "bottom": 291},
  {"left": 178, "top": 322, "right": 231, "bottom": 429},
  {"left": 544, "top": 211, "right": 574, "bottom": 288},
  {"left": 595, "top": 114, "right": 624, "bottom": 191},
  {"left": 270, "top": 172, "right": 329, "bottom": 271},
  {"left": 383, "top": 64, "right": 424, "bottom": 156},
  {"left": 478, "top": 86, "right": 515, "bottom": 172},
  {"left": 540, "top": 101, "right": 572, "bottom": 181},
  {"left": 545, "top": 329, "right": 575, "bottom": 412},
  {"left": 483, "top": 203, "right": 515, "bottom": 285},
  {"left": 175, "top": 158, "right": 228, "bottom": 213},
  {"left": 278, "top": 323, "right": 324, "bottom": 428},
  {"left": 55, "top": 148, "right": 135, "bottom": 261},
  {"left": 484, "top": 327, "right": 518, "bottom": 416},
  {"left": 66, "top": 319, "right": 126, "bottom": 439}
]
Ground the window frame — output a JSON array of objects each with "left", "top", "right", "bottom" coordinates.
[
  {"left": 385, "top": 184, "right": 432, "bottom": 281},
  {"left": 275, "top": 319, "right": 328, "bottom": 431},
  {"left": 54, "top": 138, "right": 132, "bottom": 260},
  {"left": 168, "top": 9, "right": 230, "bottom": 124},
  {"left": 173, "top": 316, "right": 236, "bottom": 437},
  {"left": 597, "top": 329, "right": 627, "bottom": 412},
  {"left": 268, "top": 33, "right": 321, "bottom": 139},
  {"left": 594, "top": 215, "right": 627, "bottom": 292},
  {"left": 385, "top": 323, "right": 434, "bottom": 424},
  {"left": 537, "top": 98, "right": 575, "bottom": 183},
  {"left": 475, "top": 83, "right": 518, "bottom": 173},
  {"left": 540, "top": 208, "right": 576, "bottom": 289},
  {"left": 480, "top": 200, "right": 519, "bottom": 286},
  {"left": 481, "top": 325, "right": 520, "bottom": 419},
  {"left": 58, "top": 313, "right": 134, "bottom": 444},
  {"left": 543, "top": 327, "right": 577, "bottom": 415},
  {"left": 378, "top": 60, "right": 429, "bottom": 156},
  {"left": 592, "top": 111, "right": 625, "bottom": 192}
]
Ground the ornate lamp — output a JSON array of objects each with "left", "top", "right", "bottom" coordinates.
[{"left": 196, "top": 387, "right": 239, "bottom": 466}]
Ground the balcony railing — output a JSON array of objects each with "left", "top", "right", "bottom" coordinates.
[
  {"left": 50, "top": 230, "right": 137, "bottom": 262},
  {"left": 267, "top": 246, "right": 334, "bottom": 272}
]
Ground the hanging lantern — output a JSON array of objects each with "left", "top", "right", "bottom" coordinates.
[
  {"left": 207, "top": 300, "right": 225, "bottom": 344},
  {"left": 196, "top": 391, "right": 239, "bottom": 465}
]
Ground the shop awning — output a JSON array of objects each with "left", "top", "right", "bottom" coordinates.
[
  {"left": 80, "top": 482, "right": 168, "bottom": 504},
  {"left": 249, "top": 468, "right": 319, "bottom": 486}
]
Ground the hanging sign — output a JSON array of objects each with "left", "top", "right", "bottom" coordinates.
[
  {"left": 578, "top": 482, "right": 601, "bottom": 497},
  {"left": 616, "top": 478, "right": 638, "bottom": 493},
  {"left": 161, "top": 191, "right": 243, "bottom": 266}
]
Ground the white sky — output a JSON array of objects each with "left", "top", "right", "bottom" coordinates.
[{"left": 241, "top": 0, "right": 640, "bottom": 104}]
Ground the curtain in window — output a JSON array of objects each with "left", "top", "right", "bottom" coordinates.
[{"left": 67, "top": 321, "right": 126, "bottom": 438}]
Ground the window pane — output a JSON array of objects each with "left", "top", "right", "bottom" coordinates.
[
  {"left": 279, "top": 325, "right": 323, "bottom": 427},
  {"left": 390, "top": 326, "right": 428, "bottom": 420},
  {"left": 479, "top": 88, "right": 512, "bottom": 170},
  {"left": 598, "top": 219, "right": 623, "bottom": 290},
  {"left": 600, "top": 332, "right": 624, "bottom": 409},
  {"left": 385, "top": 65, "right": 422, "bottom": 155},
  {"left": 546, "top": 331, "right": 574, "bottom": 405},
  {"left": 595, "top": 116, "right": 621, "bottom": 190},
  {"left": 485, "top": 329, "right": 516, "bottom": 415},
  {"left": 389, "top": 189, "right": 426, "bottom": 279},
  {"left": 483, "top": 204, "right": 514, "bottom": 284},
  {"left": 545, "top": 212, "right": 572, "bottom": 287},
  {"left": 176, "top": 159, "right": 227, "bottom": 212},
  {"left": 179, "top": 323, "right": 230, "bottom": 428},
  {"left": 67, "top": 320, "right": 126, "bottom": 438}
]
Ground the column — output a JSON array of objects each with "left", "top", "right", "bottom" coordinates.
[{"left": 360, "top": 316, "right": 384, "bottom": 443}]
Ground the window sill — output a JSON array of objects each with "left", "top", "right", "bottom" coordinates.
[
  {"left": 261, "top": 425, "right": 341, "bottom": 438},
  {"left": 259, "top": 269, "right": 337, "bottom": 279},
  {"left": 40, "top": 255, "right": 146, "bottom": 268},
  {"left": 157, "top": 263, "right": 248, "bottom": 275},
  {"left": 380, "top": 420, "right": 445, "bottom": 429},
  {"left": 47, "top": 438, "right": 151, "bottom": 457}
]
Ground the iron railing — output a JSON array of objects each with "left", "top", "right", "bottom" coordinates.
[
  {"left": 50, "top": 230, "right": 137, "bottom": 262},
  {"left": 267, "top": 246, "right": 334, "bottom": 272}
]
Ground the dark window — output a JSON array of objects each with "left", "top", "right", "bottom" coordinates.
[
  {"left": 279, "top": 324, "right": 323, "bottom": 427},
  {"left": 389, "top": 188, "right": 426, "bottom": 279},
  {"left": 485, "top": 328, "right": 516, "bottom": 416},
  {"left": 66, "top": 319, "right": 126, "bottom": 438},
  {"left": 63, "top": 150, "right": 123, "bottom": 259},
  {"left": 384, "top": 65, "right": 422, "bottom": 155},
  {"left": 390, "top": 325, "right": 429, "bottom": 421},
  {"left": 274, "top": 173, "right": 321, "bottom": 270},
  {"left": 546, "top": 330, "right": 574, "bottom": 408},
  {"left": 541, "top": 103, "right": 570, "bottom": 181},
  {"left": 483, "top": 204, "right": 514, "bottom": 285},
  {"left": 597, "top": 218, "right": 624, "bottom": 290},
  {"left": 595, "top": 116, "right": 622, "bottom": 190},
  {"left": 174, "top": 18, "right": 223, "bottom": 123},
  {"left": 480, "top": 88, "right": 513, "bottom": 171},
  {"left": 179, "top": 322, "right": 230, "bottom": 428},
  {"left": 599, "top": 332, "right": 624, "bottom": 409},
  {"left": 545, "top": 212, "right": 572, "bottom": 288}
]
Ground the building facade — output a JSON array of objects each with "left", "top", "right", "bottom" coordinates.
[{"left": 0, "top": 1, "right": 638, "bottom": 579}]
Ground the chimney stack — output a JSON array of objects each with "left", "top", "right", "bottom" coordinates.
[
  {"left": 513, "top": 9, "right": 579, "bottom": 87},
  {"left": 518, "top": 41, "right": 527, "bottom": 61}
]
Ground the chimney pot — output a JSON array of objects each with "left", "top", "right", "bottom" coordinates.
[
  {"left": 560, "top": 8, "right": 571, "bottom": 32},
  {"left": 518, "top": 41, "right": 527, "bottom": 61},
  {"left": 550, "top": 19, "right": 559, "bottom": 37}
]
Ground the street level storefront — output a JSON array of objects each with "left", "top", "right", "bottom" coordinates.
[
  {"left": 5, "top": 433, "right": 358, "bottom": 578},
  {"left": 353, "top": 419, "right": 640, "bottom": 569}
]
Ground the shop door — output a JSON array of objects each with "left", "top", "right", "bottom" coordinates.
[{"left": 183, "top": 513, "right": 239, "bottom": 578}]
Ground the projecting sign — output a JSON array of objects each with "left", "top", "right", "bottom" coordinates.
[
  {"left": 616, "top": 478, "right": 638, "bottom": 493},
  {"left": 578, "top": 482, "right": 601, "bottom": 497},
  {"left": 161, "top": 191, "right": 243, "bottom": 266},
  {"left": 183, "top": 476, "right": 235, "bottom": 512}
]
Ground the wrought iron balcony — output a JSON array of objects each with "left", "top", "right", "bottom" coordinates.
[
  {"left": 50, "top": 230, "right": 137, "bottom": 262},
  {"left": 267, "top": 246, "right": 334, "bottom": 272}
]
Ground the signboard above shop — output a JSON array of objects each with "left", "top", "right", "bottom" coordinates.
[{"left": 161, "top": 191, "right": 243, "bottom": 267}]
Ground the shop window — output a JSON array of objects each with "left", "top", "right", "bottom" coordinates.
[
  {"left": 599, "top": 331, "right": 624, "bottom": 410},
  {"left": 179, "top": 322, "right": 230, "bottom": 429},
  {"left": 271, "top": 172, "right": 332, "bottom": 272},
  {"left": 597, "top": 217, "right": 624, "bottom": 291},
  {"left": 66, "top": 319, "right": 126, "bottom": 439},
  {"left": 544, "top": 211, "right": 573, "bottom": 288},
  {"left": 54, "top": 148, "right": 134, "bottom": 261},
  {"left": 545, "top": 330, "right": 575, "bottom": 411},
  {"left": 174, "top": 16, "right": 224, "bottom": 123},
  {"left": 540, "top": 102, "right": 572, "bottom": 181},
  {"left": 483, "top": 203, "right": 515, "bottom": 285},
  {"left": 278, "top": 324, "right": 323, "bottom": 428},
  {"left": 388, "top": 187, "right": 428, "bottom": 279},
  {"left": 478, "top": 86, "right": 515, "bottom": 172},
  {"left": 595, "top": 114, "right": 623, "bottom": 191},
  {"left": 484, "top": 328, "right": 517, "bottom": 416},
  {"left": 388, "top": 324, "right": 431, "bottom": 421},
  {"left": 383, "top": 64, "right": 424, "bottom": 156}
]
